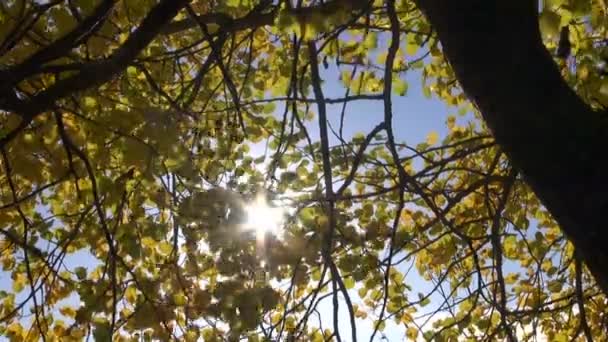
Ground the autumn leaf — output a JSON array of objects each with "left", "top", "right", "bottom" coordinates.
[{"left": 426, "top": 131, "right": 440, "bottom": 145}]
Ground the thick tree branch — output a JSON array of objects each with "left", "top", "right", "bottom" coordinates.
[
  {"left": 161, "top": 0, "right": 368, "bottom": 36},
  {"left": 413, "top": 1, "right": 608, "bottom": 293},
  {"left": 162, "top": 10, "right": 274, "bottom": 36},
  {"left": 0, "top": 0, "right": 189, "bottom": 120},
  {"left": 4, "top": 0, "right": 116, "bottom": 84}
]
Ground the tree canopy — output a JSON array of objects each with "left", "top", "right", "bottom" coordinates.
[{"left": 0, "top": 0, "right": 607, "bottom": 341}]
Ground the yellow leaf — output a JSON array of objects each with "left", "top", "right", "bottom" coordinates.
[
  {"left": 53, "top": 321, "right": 67, "bottom": 337},
  {"left": 70, "top": 327, "right": 86, "bottom": 339},
  {"left": 83, "top": 96, "right": 97, "bottom": 108},
  {"left": 406, "top": 326, "right": 418, "bottom": 340},
  {"left": 426, "top": 131, "right": 439, "bottom": 145},
  {"left": 59, "top": 306, "right": 77, "bottom": 318},
  {"left": 12, "top": 273, "right": 27, "bottom": 292},
  {"left": 141, "top": 237, "right": 156, "bottom": 248},
  {"left": 406, "top": 42, "right": 418, "bottom": 56},
  {"left": 158, "top": 241, "right": 173, "bottom": 256},
  {"left": 6, "top": 322, "right": 24, "bottom": 338},
  {"left": 185, "top": 330, "right": 199, "bottom": 342},
  {"left": 173, "top": 291, "right": 187, "bottom": 306},
  {"left": 355, "top": 308, "right": 367, "bottom": 319},
  {"left": 271, "top": 313, "right": 282, "bottom": 324},
  {"left": 285, "top": 316, "right": 296, "bottom": 331},
  {"left": 202, "top": 328, "right": 216, "bottom": 341},
  {"left": 125, "top": 286, "right": 137, "bottom": 304}
]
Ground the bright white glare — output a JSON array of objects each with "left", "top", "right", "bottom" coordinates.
[{"left": 244, "top": 195, "right": 285, "bottom": 238}]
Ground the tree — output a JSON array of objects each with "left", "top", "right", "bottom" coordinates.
[
  {"left": 413, "top": 0, "right": 608, "bottom": 300},
  {"left": 0, "top": 0, "right": 606, "bottom": 341}
]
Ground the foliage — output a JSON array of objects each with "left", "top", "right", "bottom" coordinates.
[{"left": 0, "top": 0, "right": 607, "bottom": 341}]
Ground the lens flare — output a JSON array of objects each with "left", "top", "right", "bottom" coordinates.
[{"left": 244, "top": 195, "right": 285, "bottom": 239}]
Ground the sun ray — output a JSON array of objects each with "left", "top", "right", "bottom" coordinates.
[{"left": 244, "top": 195, "right": 285, "bottom": 241}]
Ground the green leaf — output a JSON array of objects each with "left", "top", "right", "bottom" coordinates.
[
  {"left": 93, "top": 322, "right": 112, "bottom": 341},
  {"left": 74, "top": 267, "right": 87, "bottom": 280},
  {"left": 547, "top": 280, "right": 563, "bottom": 293},
  {"left": 539, "top": 11, "right": 561, "bottom": 40},
  {"left": 344, "top": 276, "right": 355, "bottom": 289},
  {"left": 173, "top": 291, "right": 187, "bottom": 306},
  {"left": 503, "top": 236, "right": 519, "bottom": 259},
  {"left": 422, "top": 85, "right": 432, "bottom": 98},
  {"left": 281, "top": 171, "right": 298, "bottom": 182}
]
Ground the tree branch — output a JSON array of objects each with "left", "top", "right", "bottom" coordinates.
[
  {"left": 4, "top": 0, "right": 116, "bottom": 84},
  {"left": 413, "top": 0, "right": 608, "bottom": 294},
  {"left": 0, "top": 0, "right": 189, "bottom": 121}
]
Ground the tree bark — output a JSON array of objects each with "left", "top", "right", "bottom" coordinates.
[{"left": 413, "top": 1, "right": 608, "bottom": 293}]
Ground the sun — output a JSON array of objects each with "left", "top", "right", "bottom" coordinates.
[{"left": 244, "top": 195, "right": 285, "bottom": 238}]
